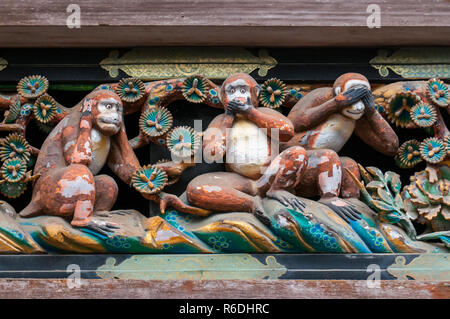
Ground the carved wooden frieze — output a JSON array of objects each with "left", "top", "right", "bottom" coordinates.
[{"left": 0, "top": 69, "right": 448, "bottom": 255}]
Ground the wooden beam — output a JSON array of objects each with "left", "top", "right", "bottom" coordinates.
[
  {"left": 0, "top": 0, "right": 448, "bottom": 47},
  {"left": 0, "top": 279, "right": 448, "bottom": 299}
]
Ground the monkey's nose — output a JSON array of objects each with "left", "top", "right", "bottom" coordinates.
[
  {"left": 102, "top": 117, "right": 119, "bottom": 124},
  {"left": 354, "top": 101, "right": 365, "bottom": 111}
]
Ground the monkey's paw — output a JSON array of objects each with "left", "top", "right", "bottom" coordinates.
[
  {"left": 159, "top": 192, "right": 212, "bottom": 217},
  {"left": 227, "top": 100, "right": 251, "bottom": 114},
  {"left": 266, "top": 189, "right": 306, "bottom": 213},
  {"left": 77, "top": 218, "right": 120, "bottom": 237},
  {"left": 319, "top": 197, "right": 361, "bottom": 224},
  {"left": 338, "top": 85, "right": 369, "bottom": 107}
]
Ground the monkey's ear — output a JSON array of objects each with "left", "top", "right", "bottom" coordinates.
[
  {"left": 254, "top": 85, "right": 262, "bottom": 98},
  {"left": 250, "top": 85, "right": 261, "bottom": 107},
  {"left": 218, "top": 85, "right": 225, "bottom": 104},
  {"left": 334, "top": 86, "right": 341, "bottom": 96}
]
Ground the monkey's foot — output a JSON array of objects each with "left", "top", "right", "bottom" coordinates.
[
  {"left": 319, "top": 197, "right": 361, "bottom": 224},
  {"left": 266, "top": 189, "right": 306, "bottom": 213},
  {"left": 95, "top": 210, "right": 131, "bottom": 217},
  {"left": 158, "top": 192, "right": 212, "bottom": 217},
  {"left": 252, "top": 196, "right": 271, "bottom": 227},
  {"left": 72, "top": 218, "right": 120, "bottom": 237}
]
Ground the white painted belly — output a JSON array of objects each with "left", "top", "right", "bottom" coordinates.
[
  {"left": 88, "top": 128, "right": 110, "bottom": 175},
  {"left": 226, "top": 119, "right": 270, "bottom": 178},
  {"left": 312, "top": 114, "right": 355, "bottom": 152}
]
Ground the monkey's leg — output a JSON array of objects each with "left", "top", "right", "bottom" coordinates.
[
  {"left": 93, "top": 174, "right": 119, "bottom": 211},
  {"left": 20, "top": 164, "right": 94, "bottom": 219},
  {"left": 299, "top": 149, "right": 361, "bottom": 223},
  {"left": 71, "top": 199, "right": 119, "bottom": 236},
  {"left": 340, "top": 156, "right": 360, "bottom": 198},
  {"left": 258, "top": 146, "right": 308, "bottom": 212},
  {"left": 19, "top": 201, "right": 42, "bottom": 218},
  {"left": 36, "top": 164, "right": 118, "bottom": 236},
  {"left": 310, "top": 149, "right": 342, "bottom": 198},
  {"left": 186, "top": 172, "right": 269, "bottom": 225},
  {"left": 71, "top": 173, "right": 120, "bottom": 237},
  {"left": 71, "top": 199, "right": 95, "bottom": 227}
]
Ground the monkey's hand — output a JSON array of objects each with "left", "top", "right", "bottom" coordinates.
[
  {"left": 266, "top": 190, "right": 306, "bottom": 213},
  {"left": 319, "top": 197, "right": 361, "bottom": 224},
  {"left": 336, "top": 85, "right": 369, "bottom": 107},
  {"left": 227, "top": 100, "right": 252, "bottom": 114},
  {"left": 361, "top": 91, "right": 376, "bottom": 109}
]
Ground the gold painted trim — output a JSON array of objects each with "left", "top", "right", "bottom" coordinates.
[
  {"left": 370, "top": 48, "right": 450, "bottom": 79},
  {"left": 99, "top": 47, "right": 277, "bottom": 80},
  {"left": 0, "top": 57, "right": 7, "bottom": 72},
  {"left": 96, "top": 254, "right": 287, "bottom": 280},
  {"left": 387, "top": 254, "right": 450, "bottom": 281}
]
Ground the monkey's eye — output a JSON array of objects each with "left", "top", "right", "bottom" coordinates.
[
  {"left": 240, "top": 89, "right": 246, "bottom": 94},
  {"left": 106, "top": 104, "right": 112, "bottom": 109},
  {"left": 230, "top": 88, "right": 235, "bottom": 94}
]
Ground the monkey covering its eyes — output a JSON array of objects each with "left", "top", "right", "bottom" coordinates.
[{"left": 283, "top": 73, "right": 399, "bottom": 222}]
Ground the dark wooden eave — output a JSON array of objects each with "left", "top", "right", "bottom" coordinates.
[{"left": 0, "top": 0, "right": 449, "bottom": 47}]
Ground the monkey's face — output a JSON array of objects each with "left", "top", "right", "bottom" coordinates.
[
  {"left": 336, "top": 79, "right": 370, "bottom": 120},
  {"left": 224, "top": 79, "right": 253, "bottom": 111},
  {"left": 220, "top": 74, "right": 261, "bottom": 113},
  {"left": 93, "top": 98, "right": 123, "bottom": 136}
]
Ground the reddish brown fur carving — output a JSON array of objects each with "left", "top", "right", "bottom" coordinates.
[
  {"left": 182, "top": 73, "right": 308, "bottom": 224},
  {"left": 283, "top": 73, "right": 399, "bottom": 221},
  {"left": 19, "top": 90, "right": 140, "bottom": 235}
]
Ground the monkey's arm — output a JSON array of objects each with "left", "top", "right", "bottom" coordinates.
[
  {"left": 154, "top": 160, "right": 195, "bottom": 183},
  {"left": 288, "top": 87, "right": 341, "bottom": 132},
  {"left": 354, "top": 107, "right": 399, "bottom": 156},
  {"left": 246, "top": 107, "right": 294, "bottom": 142},
  {"left": 203, "top": 113, "right": 234, "bottom": 159},
  {"left": 288, "top": 87, "right": 368, "bottom": 132},
  {"left": 107, "top": 125, "right": 141, "bottom": 184},
  {"left": 70, "top": 100, "right": 94, "bottom": 166}
]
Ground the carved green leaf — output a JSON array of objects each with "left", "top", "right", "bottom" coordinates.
[
  {"left": 366, "top": 166, "right": 386, "bottom": 184},
  {"left": 385, "top": 171, "right": 402, "bottom": 194},
  {"left": 358, "top": 165, "right": 373, "bottom": 184},
  {"left": 366, "top": 181, "right": 384, "bottom": 189},
  {"left": 417, "top": 230, "right": 450, "bottom": 241},
  {"left": 385, "top": 211, "right": 402, "bottom": 224},
  {"left": 372, "top": 199, "right": 396, "bottom": 212},
  {"left": 394, "top": 193, "right": 405, "bottom": 211},
  {"left": 410, "top": 197, "right": 430, "bottom": 207},
  {"left": 443, "top": 196, "right": 450, "bottom": 206},
  {"left": 377, "top": 187, "right": 394, "bottom": 204}
]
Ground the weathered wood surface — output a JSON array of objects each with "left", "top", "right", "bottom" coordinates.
[
  {"left": 0, "top": 0, "right": 448, "bottom": 47},
  {"left": 0, "top": 279, "right": 448, "bottom": 299}
]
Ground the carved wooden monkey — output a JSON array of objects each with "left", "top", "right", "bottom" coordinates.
[
  {"left": 283, "top": 73, "right": 399, "bottom": 221},
  {"left": 184, "top": 73, "right": 308, "bottom": 224},
  {"left": 19, "top": 90, "right": 141, "bottom": 235}
]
